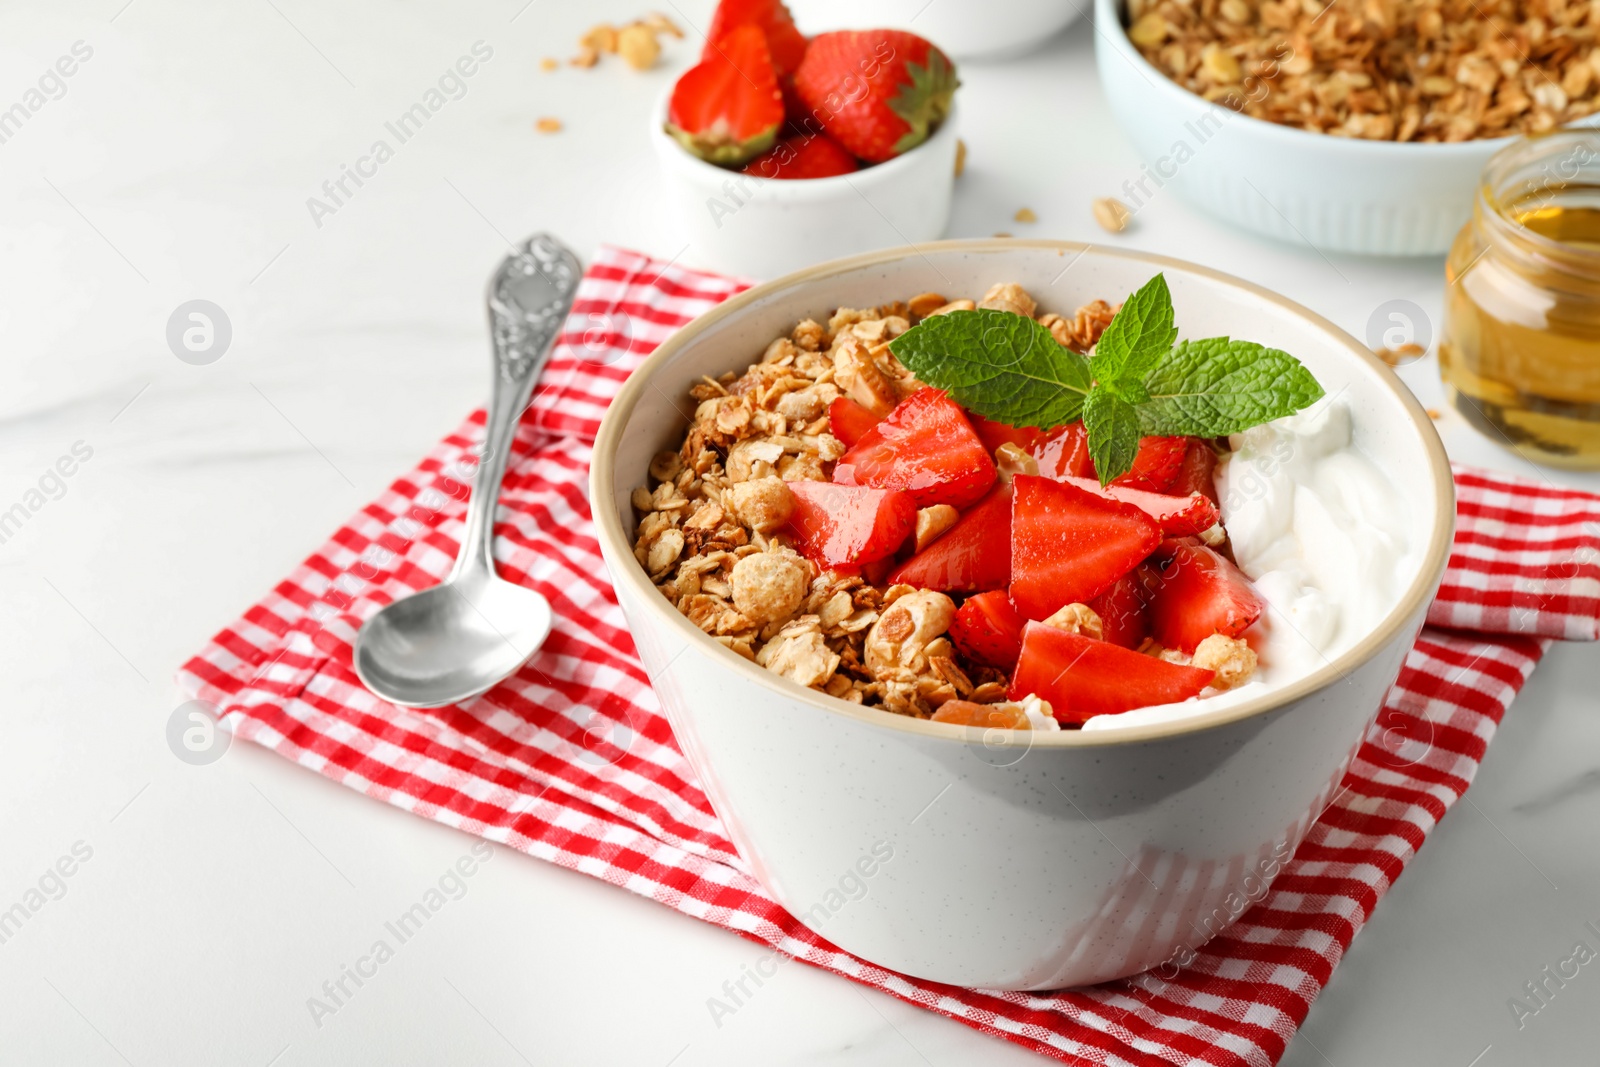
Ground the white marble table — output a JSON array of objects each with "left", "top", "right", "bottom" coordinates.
[{"left": 3, "top": 1, "right": 1597, "bottom": 1064}]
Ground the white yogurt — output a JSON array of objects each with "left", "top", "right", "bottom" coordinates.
[{"left": 1079, "top": 398, "right": 1416, "bottom": 733}]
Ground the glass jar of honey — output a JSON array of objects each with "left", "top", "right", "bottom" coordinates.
[{"left": 1440, "top": 130, "right": 1600, "bottom": 468}]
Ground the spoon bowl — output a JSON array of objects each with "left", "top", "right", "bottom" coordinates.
[
  {"left": 353, "top": 234, "right": 581, "bottom": 708},
  {"left": 353, "top": 574, "right": 554, "bottom": 709}
]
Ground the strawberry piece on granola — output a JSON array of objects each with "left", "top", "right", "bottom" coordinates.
[
  {"left": 667, "top": 25, "right": 784, "bottom": 167},
  {"left": 887, "top": 483, "right": 1011, "bottom": 593},
  {"left": 792, "top": 30, "right": 956, "bottom": 163},
  {"left": 703, "top": 0, "right": 809, "bottom": 78},
  {"left": 1058, "top": 476, "right": 1220, "bottom": 538},
  {"left": 827, "top": 395, "right": 882, "bottom": 447},
  {"left": 1087, "top": 571, "right": 1149, "bottom": 649},
  {"left": 1170, "top": 438, "right": 1220, "bottom": 506},
  {"left": 948, "top": 589, "right": 1027, "bottom": 671},
  {"left": 966, "top": 412, "right": 1041, "bottom": 455},
  {"left": 1008, "top": 622, "right": 1215, "bottom": 724},
  {"left": 785, "top": 480, "right": 915, "bottom": 567},
  {"left": 833, "top": 387, "right": 996, "bottom": 509},
  {"left": 1032, "top": 422, "right": 1188, "bottom": 491},
  {"left": 1145, "top": 540, "right": 1264, "bottom": 653},
  {"left": 1008, "top": 475, "right": 1162, "bottom": 619},
  {"left": 742, "top": 132, "right": 859, "bottom": 179}
]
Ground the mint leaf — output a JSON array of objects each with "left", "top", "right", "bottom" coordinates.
[
  {"left": 1139, "top": 337, "right": 1325, "bottom": 437},
  {"left": 888, "top": 309, "right": 1093, "bottom": 428},
  {"left": 1082, "top": 389, "right": 1142, "bottom": 485},
  {"left": 1092, "top": 274, "right": 1177, "bottom": 384}
]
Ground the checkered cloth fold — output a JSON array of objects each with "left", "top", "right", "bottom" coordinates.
[{"left": 178, "top": 247, "right": 1600, "bottom": 1067}]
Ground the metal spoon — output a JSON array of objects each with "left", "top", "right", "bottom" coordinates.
[{"left": 353, "top": 234, "right": 581, "bottom": 708}]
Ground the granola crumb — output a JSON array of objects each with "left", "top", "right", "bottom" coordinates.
[
  {"left": 570, "top": 47, "right": 599, "bottom": 68},
  {"left": 914, "top": 505, "right": 960, "bottom": 551},
  {"left": 906, "top": 292, "right": 948, "bottom": 319},
  {"left": 618, "top": 23, "right": 661, "bottom": 70},
  {"left": 979, "top": 282, "right": 1038, "bottom": 319},
  {"left": 993, "top": 231, "right": 1012, "bottom": 238},
  {"left": 646, "top": 11, "right": 685, "bottom": 38},
  {"left": 582, "top": 24, "right": 620, "bottom": 53},
  {"left": 1093, "top": 197, "right": 1131, "bottom": 233},
  {"left": 954, "top": 138, "right": 967, "bottom": 177},
  {"left": 1041, "top": 602, "right": 1104, "bottom": 641},
  {"left": 1014, "top": 207, "right": 1038, "bottom": 224},
  {"left": 1427, "top": 407, "right": 1443, "bottom": 420},
  {"left": 723, "top": 476, "right": 795, "bottom": 534},
  {"left": 730, "top": 547, "right": 809, "bottom": 625},
  {"left": 1192, "top": 633, "right": 1258, "bottom": 689},
  {"left": 540, "top": 57, "right": 559, "bottom": 72}
]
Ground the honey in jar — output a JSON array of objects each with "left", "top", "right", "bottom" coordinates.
[{"left": 1440, "top": 131, "right": 1600, "bottom": 468}]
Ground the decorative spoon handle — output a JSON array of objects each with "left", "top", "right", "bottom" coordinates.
[{"left": 449, "top": 234, "right": 582, "bottom": 581}]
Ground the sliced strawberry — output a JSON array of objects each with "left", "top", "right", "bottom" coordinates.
[
  {"left": 741, "top": 132, "right": 859, "bottom": 179},
  {"left": 703, "top": 0, "right": 808, "bottom": 78},
  {"left": 827, "top": 396, "right": 881, "bottom": 447},
  {"left": 1087, "top": 572, "right": 1148, "bottom": 649},
  {"left": 785, "top": 481, "right": 914, "bottom": 567},
  {"left": 1171, "top": 439, "right": 1220, "bottom": 506},
  {"left": 967, "top": 412, "right": 1041, "bottom": 455},
  {"left": 949, "top": 590, "right": 1028, "bottom": 671},
  {"left": 1009, "top": 475, "right": 1162, "bottom": 620},
  {"left": 1030, "top": 422, "right": 1093, "bottom": 480},
  {"left": 1117, "top": 436, "right": 1188, "bottom": 492},
  {"left": 1008, "top": 622, "right": 1215, "bottom": 725},
  {"left": 1146, "top": 541, "right": 1264, "bottom": 653},
  {"left": 888, "top": 484, "right": 1011, "bottom": 593},
  {"left": 833, "top": 388, "right": 996, "bottom": 509},
  {"left": 667, "top": 25, "right": 784, "bottom": 167},
  {"left": 793, "top": 30, "right": 957, "bottom": 163},
  {"left": 1032, "top": 422, "right": 1189, "bottom": 491},
  {"left": 1058, "top": 476, "right": 1219, "bottom": 538}
]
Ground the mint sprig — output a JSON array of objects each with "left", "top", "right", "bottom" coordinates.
[{"left": 887, "top": 273, "right": 1325, "bottom": 485}]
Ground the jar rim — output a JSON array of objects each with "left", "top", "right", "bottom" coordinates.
[{"left": 1478, "top": 129, "right": 1600, "bottom": 281}]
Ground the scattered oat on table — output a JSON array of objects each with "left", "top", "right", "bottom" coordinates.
[
  {"left": 1427, "top": 407, "right": 1443, "bottom": 420},
  {"left": 1093, "top": 196, "right": 1131, "bottom": 233},
  {"left": 571, "top": 47, "right": 599, "bottom": 68},
  {"left": 1374, "top": 342, "right": 1427, "bottom": 366},
  {"left": 954, "top": 138, "right": 967, "bottom": 177},
  {"left": 993, "top": 231, "right": 1013, "bottom": 238},
  {"left": 1014, "top": 207, "right": 1038, "bottom": 224},
  {"left": 540, "top": 57, "right": 559, "bottom": 72},
  {"left": 1126, "top": 0, "right": 1600, "bottom": 141},
  {"left": 536, "top": 117, "right": 563, "bottom": 133},
  {"left": 618, "top": 23, "right": 661, "bottom": 69},
  {"left": 645, "top": 11, "right": 685, "bottom": 38}
]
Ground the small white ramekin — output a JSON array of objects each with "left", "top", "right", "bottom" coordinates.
[
  {"left": 792, "top": 0, "right": 1085, "bottom": 60},
  {"left": 1094, "top": 0, "right": 1596, "bottom": 256},
  {"left": 651, "top": 92, "right": 958, "bottom": 280}
]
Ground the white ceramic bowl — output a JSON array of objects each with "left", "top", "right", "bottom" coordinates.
[
  {"left": 590, "top": 240, "right": 1454, "bottom": 990},
  {"left": 793, "top": 0, "right": 1085, "bottom": 60},
  {"left": 1094, "top": 0, "right": 1572, "bottom": 256},
  {"left": 651, "top": 93, "right": 958, "bottom": 280}
]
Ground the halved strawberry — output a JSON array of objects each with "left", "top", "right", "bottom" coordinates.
[
  {"left": 1032, "top": 422, "right": 1188, "bottom": 491},
  {"left": 1009, "top": 475, "right": 1162, "bottom": 620},
  {"left": 1030, "top": 422, "right": 1092, "bottom": 480},
  {"left": 1058, "top": 476, "right": 1219, "bottom": 538},
  {"left": 667, "top": 25, "right": 784, "bottom": 166},
  {"left": 967, "top": 412, "right": 1041, "bottom": 455},
  {"left": 888, "top": 484, "right": 1011, "bottom": 593},
  {"left": 1087, "top": 572, "right": 1148, "bottom": 649},
  {"left": 949, "top": 590, "right": 1027, "bottom": 671},
  {"left": 793, "top": 30, "right": 957, "bottom": 163},
  {"left": 1171, "top": 439, "right": 1220, "bottom": 506},
  {"left": 1145, "top": 541, "right": 1264, "bottom": 653},
  {"left": 833, "top": 388, "right": 996, "bottom": 509},
  {"left": 1117, "top": 436, "right": 1188, "bottom": 492},
  {"left": 742, "top": 132, "right": 859, "bottom": 179},
  {"left": 703, "top": 0, "right": 809, "bottom": 78},
  {"left": 827, "top": 396, "right": 881, "bottom": 447},
  {"left": 1008, "top": 622, "right": 1215, "bottom": 725},
  {"left": 785, "top": 481, "right": 915, "bottom": 567}
]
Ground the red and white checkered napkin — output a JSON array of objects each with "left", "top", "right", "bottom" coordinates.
[{"left": 178, "top": 246, "right": 1600, "bottom": 1066}]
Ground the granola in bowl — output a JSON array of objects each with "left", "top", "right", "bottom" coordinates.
[{"left": 630, "top": 276, "right": 1410, "bottom": 731}]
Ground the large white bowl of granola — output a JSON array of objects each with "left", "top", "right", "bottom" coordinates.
[
  {"left": 1095, "top": 0, "right": 1600, "bottom": 256},
  {"left": 589, "top": 239, "right": 1453, "bottom": 989}
]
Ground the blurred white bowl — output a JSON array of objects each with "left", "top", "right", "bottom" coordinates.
[
  {"left": 651, "top": 92, "right": 958, "bottom": 280},
  {"left": 1094, "top": 0, "right": 1558, "bottom": 256},
  {"left": 794, "top": 0, "right": 1085, "bottom": 59}
]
